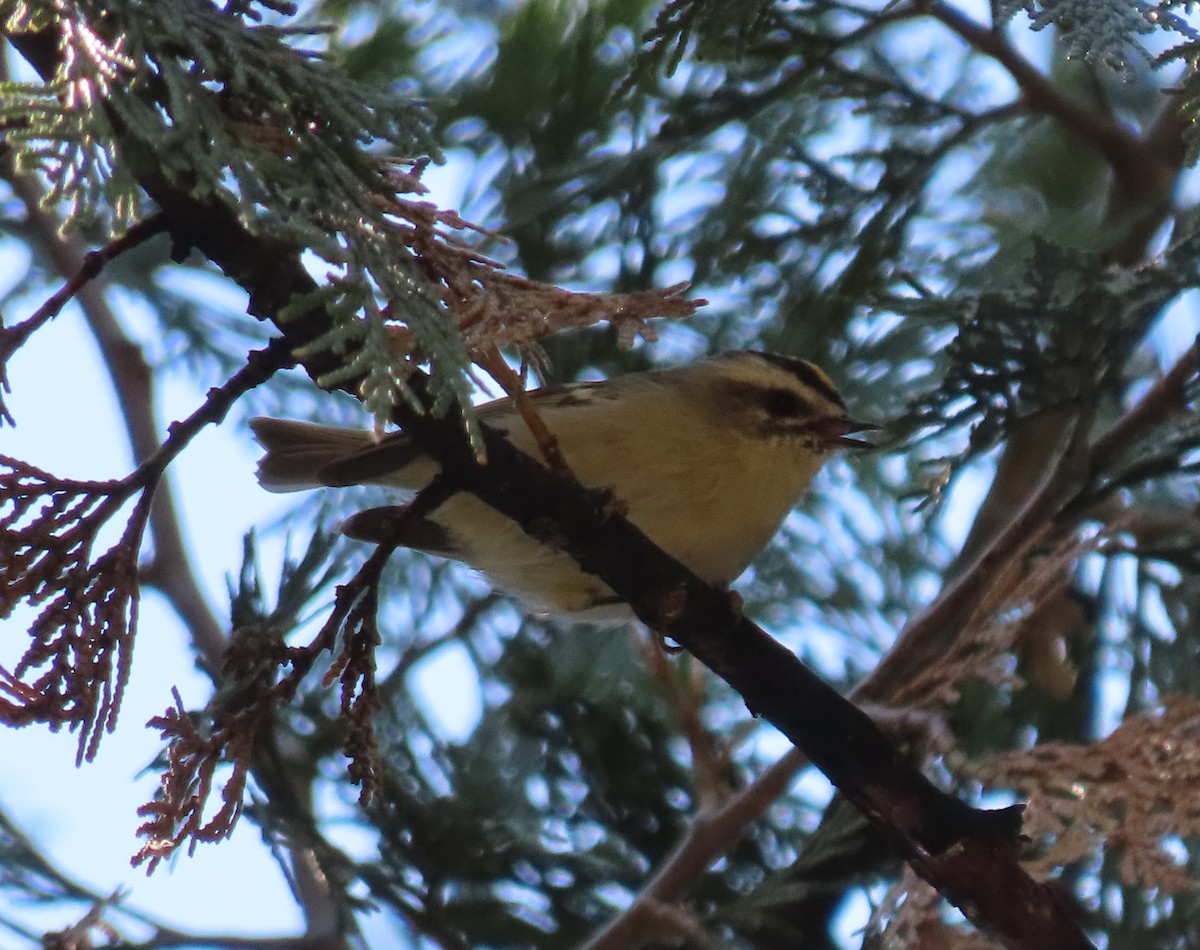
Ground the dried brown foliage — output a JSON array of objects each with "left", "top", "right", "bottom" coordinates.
[
  {"left": 135, "top": 686, "right": 259, "bottom": 871},
  {"left": 0, "top": 340, "right": 290, "bottom": 765},
  {"left": 977, "top": 697, "right": 1200, "bottom": 893},
  {"left": 0, "top": 459, "right": 145, "bottom": 762},
  {"left": 377, "top": 161, "right": 702, "bottom": 358},
  {"left": 41, "top": 892, "right": 123, "bottom": 950},
  {"left": 876, "top": 697, "right": 1200, "bottom": 945},
  {"left": 0, "top": 214, "right": 179, "bottom": 764},
  {"left": 872, "top": 662, "right": 1200, "bottom": 947},
  {"left": 890, "top": 522, "right": 1105, "bottom": 713},
  {"left": 134, "top": 478, "right": 457, "bottom": 868},
  {"left": 134, "top": 583, "right": 369, "bottom": 870}
]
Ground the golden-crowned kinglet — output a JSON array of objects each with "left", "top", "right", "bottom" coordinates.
[{"left": 251, "top": 351, "right": 873, "bottom": 619}]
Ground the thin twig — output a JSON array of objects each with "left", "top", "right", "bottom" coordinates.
[
  {"left": 126, "top": 340, "right": 296, "bottom": 489},
  {"left": 917, "top": 0, "right": 1145, "bottom": 180},
  {"left": 1086, "top": 341, "right": 1200, "bottom": 474},
  {"left": 0, "top": 210, "right": 167, "bottom": 386},
  {"left": 581, "top": 750, "right": 806, "bottom": 950},
  {"left": 5, "top": 170, "right": 229, "bottom": 667},
  {"left": 474, "top": 346, "right": 572, "bottom": 474},
  {"left": 638, "top": 632, "right": 732, "bottom": 812}
]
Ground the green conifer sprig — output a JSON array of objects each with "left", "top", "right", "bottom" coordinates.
[{"left": 2, "top": 0, "right": 473, "bottom": 419}]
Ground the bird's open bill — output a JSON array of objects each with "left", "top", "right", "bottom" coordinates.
[{"left": 814, "top": 416, "right": 880, "bottom": 448}]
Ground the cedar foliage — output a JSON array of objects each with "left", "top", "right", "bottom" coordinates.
[{"left": 3, "top": 0, "right": 1200, "bottom": 947}]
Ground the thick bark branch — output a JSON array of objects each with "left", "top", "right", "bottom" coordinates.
[
  {"left": 120, "top": 152, "right": 1091, "bottom": 950},
  {"left": 3, "top": 18, "right": 1096, "bottom": 950}
]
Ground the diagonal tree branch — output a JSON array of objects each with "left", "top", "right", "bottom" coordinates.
[
  {"left": 918, "top": 0, "right": 1153, "bottom": 186},
  {"left": 2, "top": 14, "right": 1101, "bottom": 948},
  {"left": 115, "top": 109, "right": 1091, "bottom": 950}
]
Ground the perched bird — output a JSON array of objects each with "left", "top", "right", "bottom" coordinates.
[{"left": 251, "top": 351, "right": 873, "bottom": 619}]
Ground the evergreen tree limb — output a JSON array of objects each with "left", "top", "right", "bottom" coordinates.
[
  {"left": 918, "top": 0, "right": 1149, "bottom": 184},
  {"left": 85, "top": 108, "right": 1093, "bottom": 950},
  {"left": 581, "top": 748, "right": 808, "bottom": 950}
]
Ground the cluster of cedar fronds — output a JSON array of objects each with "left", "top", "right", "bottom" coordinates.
[
  {"left": 379, "top": 160, "right": 699, "bottom": 357},
  {"left": 134, "top": 539, "right": 396, "bottom": 871},
  {"left": 0, "top": 461, "right": 144, "bottom": 763},
  {"left": 876, "top": 698, "right": 1200, "bottom": 946},
  {"left": 0, "top": 328, "right": 290, "bottom": 761}
]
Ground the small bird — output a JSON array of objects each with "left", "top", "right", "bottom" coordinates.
[{"left": 251, "top": 351, "right": 873, "bottom": 619}]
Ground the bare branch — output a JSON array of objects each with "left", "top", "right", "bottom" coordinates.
[
  {"left": 0, "top": 212, "right": 166, "bottom": 412},
  {"left": 917, "top": 0, "right": 1149, "bottom": 183}
]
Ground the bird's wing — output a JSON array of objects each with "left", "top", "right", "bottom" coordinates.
[{"left": 315, "top": 378, "right": 620, "bottom": 486}]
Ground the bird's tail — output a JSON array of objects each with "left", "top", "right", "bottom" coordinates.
[{"left": 249, "top": 417, "right": 375, "bottom": 493}]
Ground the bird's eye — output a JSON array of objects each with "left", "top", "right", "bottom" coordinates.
[{"left": 763, "top": 388, "right": 810, "bottom": 418}]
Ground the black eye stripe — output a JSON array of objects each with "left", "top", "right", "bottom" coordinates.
[{"left": 764, "top": 387, "right": 812, "bottom": 417}]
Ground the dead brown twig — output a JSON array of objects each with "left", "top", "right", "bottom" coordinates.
[
  {"left": 0, "top": 211, "right": 167, "bottom": 426},
  {"left": 0, "top": 340, "right": 292, "bottom": 762},
  {"left": 134, "top": 472, "right": 461, "bottom": 868}
]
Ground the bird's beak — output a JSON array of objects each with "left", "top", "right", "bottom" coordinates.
[{"left": 813, "top": 416, "right": 879, "bottom": 448}]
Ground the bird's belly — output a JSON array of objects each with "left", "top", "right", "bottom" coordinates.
[
  {"left": 431, "top": 495, "right": 617, "bottom": 616},
  {"left": 626, "top": 494, "right": 784, "bottom": 585},
  {"left": 429, "top": 445, "right": 816, "bottom": 615}
]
